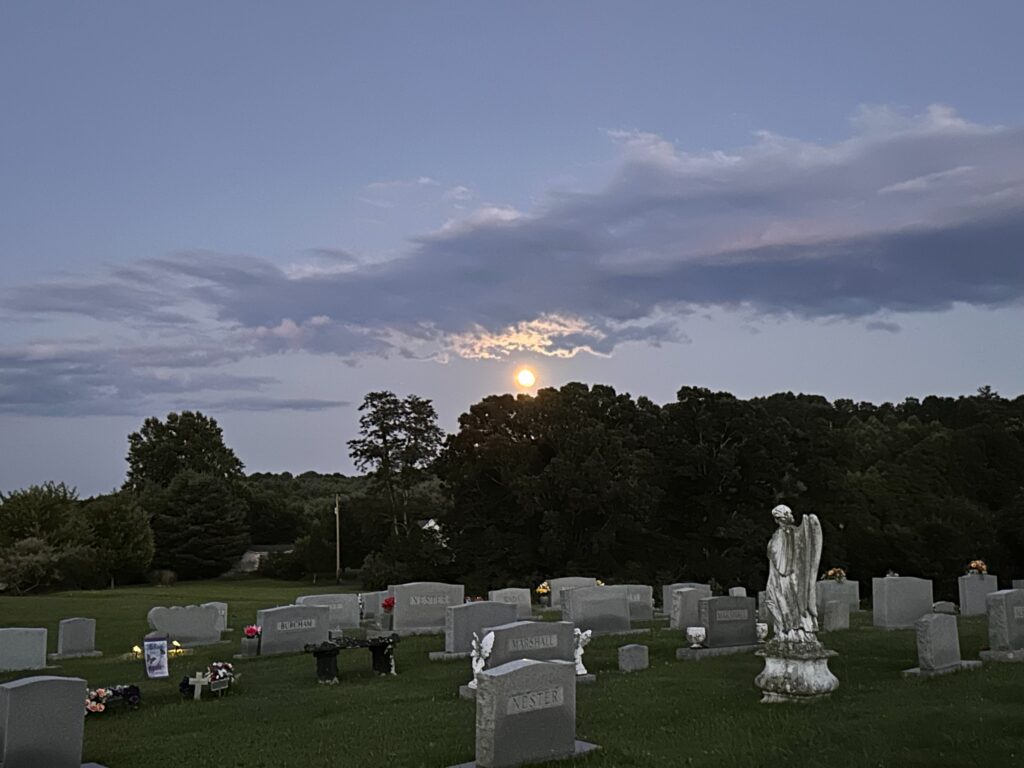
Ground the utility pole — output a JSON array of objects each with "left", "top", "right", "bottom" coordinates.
[{"left": 334, "top": 494, "right": 341, "bottom": 584}]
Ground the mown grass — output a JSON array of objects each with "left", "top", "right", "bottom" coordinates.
[{"left": 1, "top": 579, "right": 1021, "bottom": 768}]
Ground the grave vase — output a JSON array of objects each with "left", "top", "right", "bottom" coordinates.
[
  {"left": 379, "top": 612, "right": 393, "bottom": 631},
  {"left": 241, "top": 636, "right": 260, "bottom": 657}
]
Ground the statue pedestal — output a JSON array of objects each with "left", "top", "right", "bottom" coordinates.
[{"left": 754, "top": 638, "right": 839, "bottom": 703}]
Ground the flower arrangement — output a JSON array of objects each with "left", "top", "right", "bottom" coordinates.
[
  {"left": 535, "top": 581, "right": 550, "bottom": 595},
  {"left": 85, "top": 685, "right": 141, "bottom": 715},
  {"left": 823, "top": 567, "right": 847, "bottom": 582},
  {"left": 381, "top": 596, "right": 396, "bottom": 613},
  {"left": 596, "top": 580, "right": 605, "bottom": 587},
  {"left": 243, "top": 624, "right": 262, "bottom": 639},
  {"left": 968, "top": 559, "right": 988, "bottom": 575},
  {"left": 208, "top": 661, "right": 234, "bottom": 683}
]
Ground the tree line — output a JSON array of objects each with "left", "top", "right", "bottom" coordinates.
[{"left": 1, "top": 385, "right": 1022, "bottom": 599}]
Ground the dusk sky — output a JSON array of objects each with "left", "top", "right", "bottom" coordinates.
[{"left": 3, "top": 2, "right": 1024, "bottom": 496}]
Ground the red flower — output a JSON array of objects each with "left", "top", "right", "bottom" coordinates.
[{"left": 382, "top": 597, "right": 396, "bottom": 613}]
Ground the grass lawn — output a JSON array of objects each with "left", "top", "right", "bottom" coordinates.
[{"left": 1, "top": 578, "right": 1021, "bottom": 768}]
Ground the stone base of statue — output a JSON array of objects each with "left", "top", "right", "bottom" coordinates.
[{"left": 754, "top": 637, "right": 839, "bottom": 703}]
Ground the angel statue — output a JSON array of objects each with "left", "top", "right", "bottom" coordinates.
[
  {"left": 573, "top": 628, "right": 592, "bottom": 675},
  {"left": 764, "top": 504, "right": 822, "bottom": 644},
  {"left": 467, "top": 631, "right": 494, "bottom": 690}
]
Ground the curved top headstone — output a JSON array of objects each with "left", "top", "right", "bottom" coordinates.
[{"left": 146, "top": 605, "right": 222, "bottom": 647}]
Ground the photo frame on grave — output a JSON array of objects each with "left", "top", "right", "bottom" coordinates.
[{"left": 144, "top": 633, "right": 170, "bottom": 679}]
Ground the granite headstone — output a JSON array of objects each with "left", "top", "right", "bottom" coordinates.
[
  {"left": 295, "top": 594, "right": 361, "bottom": 630},
  {"left": 446, "top": 601, "right": 519, "bottom": 654},
  {"left": 255, "top": 605, "right": 329, "bottom": 655},
  {"left": 698, "top": 596, "right": 757, "bottom": 648},
  {"left": 957, "top": 573, "right": 999, "bottom": 617},
  {"left": 488, "top": 588, "right": 533, "bottom": 620},
  {"left": 146, "top": 605, "right": 222, "bottom": 647},
  {"left": 0, "top": 675, "right": 86, "bottom": 768},
  {"left": 872, "top": 576, "right": 933, "bottom": 630},
  {"left": 0, "top": 629, "right": 47, "bottom": 672},
  {"left": 391, "top": 582, "right": 465, "bottom": 631}
]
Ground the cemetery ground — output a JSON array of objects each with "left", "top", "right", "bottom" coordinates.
[{"left": 2, "top": 580, "right": 1022, "bottom": 768}]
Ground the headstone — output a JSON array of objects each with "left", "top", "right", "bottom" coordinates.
[
  {"left": 728, "top": 587, "right": 747, "bottom": 597},
  {"left": 957, "top": 573, "right": 999, "bottom": 617},
  {"left": 445, "top": 602, "right": 519, "bottom": 654},
  {"left": 295, "top": 594, "right": 361, "bottom": 630},
  {"left": 980, "top": 589, "right": 1024, "bottom": 662},
  {"left": 391, "top": 582, "right": 464, "bottom": 631},
  {"left": 622, "top": 584, "right": 654, "bottom": 621},
  {"left": 255, "top": 605, "right": 329, "bottom": 655},
  {"left": 146, "top": 605, "right": 222, "bottom": 646},
  {"left": 618, "top": 644, "right": 649, "bottom": 672},
  {"left": 698, "top": 596, "right": 757, "bottom": 648},
  {"left": 903, "top": 613, "right": 980, "bottom": 677},
  {"left": 547, "top": 577, "right": 597, "bottom": 609},
  {"left": 822, "top": 600, "right": 850, "bottom": 632},
  {"left": 484, "top": 621, "right": 575, "bottom": 670},
  {"left": 932, "top": 601, "right": 958, "bottom": 615},
  {"left": 488, "top": 588, "right": 533, "bottom": 620},
  {"left": 563, "top": 585, "right": 631, "bottom": 635},
  {"left": 201, "top": 602, "right": 229, "bottom": 632},
  {"left": 469, "top": 659, "right": 596, "bottom": 768},
  {"left": 53, "top": 618, "right": 101, "bottom": 659},
  {"left": 0, "top": 628, "right": 47, "bottom": 672},
  {"left": 815, "top": 579, "right": 861, "bottom": 613},
  {"left": 872, "top": 576, "right": 933, "bottom": 630},
  {"left": 670, "top": 587, "right": 707, "bottom": 631},
  {"left": 360, "top": 591, "right": 385, "bottom": 619},
  {"left": 0, "top": 676, "right": 86, "bottom": 768},
  {"left": 661, "top": 582, "right": 710, "bottom": 612},
  {"left": 1013, "top": 579, "right": 1024, "bottom": 590}
]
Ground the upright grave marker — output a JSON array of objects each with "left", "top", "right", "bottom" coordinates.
[
  {"left": 50, "top": 618, "right": 101, "bottom": 660},
  {"left": 488, "top": 588, "right": 533, "bottom": 620},
  {"left": 622, "top": 585, "right": 654, "bottom": 621},
  {"left": 957, "top": 573, "right": 999, "bottom": 617},
  {"left": 980, "top": 589, "right": 1024, "bottom": 662},
  {"left": 391, "top": 582, "right": 465, "bottom": 632},
  {"left": 0, "top": 676, "right": 88, "bottom": 768},
  {"left": 295, "top": 594, "right": 360, "bottom": 630},
  {"left": 0, "top": 628, "right": 47, "bottom": 672},
  {"left": 816, "top": 579, "right": 861, "bottom": 613},
  {"left": 256, "top": 605, "right": 330, "bottom": 655},
  {"left": 661, "top": 582, "right": 710, "bottom": 613},
  {"left": 872, "top": 576, "right": 933, "bottom": 630},
  {"left": 677, "top": 596, "right": 758, "bottom": 660},
  {"left": 147, "top": 605, "right": 222, "bottom": 647},
  {"left": 440, "top": 601, "right": 519, "bottom": 657},
  {"left": 547, "top": 577, "right": 597, "bottom": 609},
  {"left": 903, "top": 613, "right": 981, "bottom": 677},
  {"left": 449, "top": 659, "right": 598, "bottom": 768},
  {"left": 563, "top": 585, "right": 634, "bottom": 635},
  {"left": 669, "top": 587, "right": 707, "bottom": 631}
]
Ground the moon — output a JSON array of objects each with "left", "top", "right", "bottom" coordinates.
[{"left": 515, "top": 368, "right": 536, "bottom": 388}]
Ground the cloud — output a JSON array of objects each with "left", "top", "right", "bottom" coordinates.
[{"left": 3, "top": 104, "right": 1024, "bottom": 414}]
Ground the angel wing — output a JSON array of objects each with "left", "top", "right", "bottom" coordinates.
[
  {"left": 480, "top": 631, "right": 495, "bottom": 659},
  {"left": 796, "top": 513, "right": 823, "bottom": 621}
]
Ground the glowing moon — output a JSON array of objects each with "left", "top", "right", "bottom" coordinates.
[{"left": 515, "top": 368, "right": 536, "bottom": 388}]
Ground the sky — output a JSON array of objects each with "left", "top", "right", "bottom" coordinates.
[{"left": 3, "top": 2, "right": 1024, "bottom": 496}]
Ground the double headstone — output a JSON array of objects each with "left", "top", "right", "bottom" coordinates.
[
  {"left": 482, "top": 621, "right": 576, "bottom": 670},
  {"left": 563, "top": 585, "right": 631, "bottom": 635},
  {"left": 52, "top": 618, "right": 101, "bottom": 660},
  {"left": 0, "top": 675, "right": 87, "bottom": 768},
  {"left": 391, "top": 582, "right": 465, "bottom": 632},
  {"left": 622, "top": 584, "right": 654, "bottom": 621},
  {"left": 255, "top": 605, "right": 329, "bottom": 655},
  {"left": 147, "top": 605, "right": 223, "bottom": 647},
  {"left": 903, "top": 613, "right": 981, "bottom": 677},
  {"left": 547, "top": 577, "right": 597, "bottom": 609},
  {"left": 488, "top": 588, "right": 533, "bottom": 620},
  {"left": 815, "top": 579, "right": 861, "bottom": 614},
  {"left": 450, "top": 659, "right": 598, "bottom": 768},
  {"left": 0, "top": 628, "right": 47, "bottom": 672},
  {"left": 201, "top": 602, "right": 229, "bottom": 632},
  {"left": 698, "top": 596, "right": 757, "bottom": 648},
  {"left": 295, "top": 594, "right": 361, "bottom": 630},
  {"left": 872, "top": 576, "right": 933, "bottom": 630},
  {"left": 728, "top": 587, "right": 747, "bottom": 597},
  {"left": 445, "top": 601, "right": 519, "bottom": 654},
  {"left": 957, "top": 573, "right": 999, "bottom": 617},
  {"left": 980, "top": 589, "right": 1024, "bottom": 662},
  {"left": 670, "top": 586, "right": 711, "bottom": 630}
]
